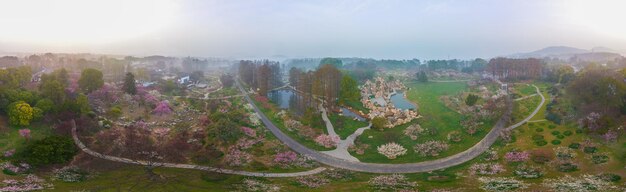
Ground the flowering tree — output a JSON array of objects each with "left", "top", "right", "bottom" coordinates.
[
  {"left": 296, "top": 176, "right": 330, "bottom": 188},
  {"left": 602, "top": 130, "right": 618, "bottom": 143},
  {"left": 0, "top": 174, "right": 52, "bottom": 191},
  {"left": 542, "top": 175, "right": 618, "bottom": 192},
  {"left": 469, "top": 163, "right": 505, "bottom": 175},
  {"left": 577, "top": 112, "right": 602, "bottom": 132},
  {"left": 235, "top": 179, "right": 280, "bottom": 192},
  {"left": 478, "top": 177, "right": 528, "bottom": 192},
  {"left": 314, "top": 134, "right": 339, "bottom": 148},
  {"left": 273, "top": 151, "right": 298, "bottom": 167},
  {"left": 368, "top": 174, "right": 417, "bottom": 191},
  {"left": 377, "top": 142, "right": 407, "bottom": 159},
  {"left": 447, "top": 131, "right": 462, "bottom": 142},
  {"left": 241, "top": 127, "right": 257, "bottom": 137},
  {"left": 413, "top": 140, "right": 449, "bottom": 157},
  {"left": 461, "top": 116, "right": 481, "bottom": 135},
  {"left": 504, "top": 151, "right": 530, "bottom": 163},
  {"left": 225, "top": 148, "right": 252, "bottom": 167},
  {"left": 403, "top": 124, "right": 425, "bottom": 140},
  {"left": 153, "top": 100, "right": 172, "bottom": 115},
  {"left": 18, "top": 129, "right": 31, "bottom": 141}
]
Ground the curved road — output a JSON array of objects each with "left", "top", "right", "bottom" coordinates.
[{"left": 238, "top": 80, "right": 545, "bottom": 173}]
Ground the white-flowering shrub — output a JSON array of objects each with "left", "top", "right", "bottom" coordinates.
[
  {"left": 52, "top": 166, "right": 89, "bottom": 182},
  {"left": 368, "top": 174, "right": 417, "bottom": 191},
  {"left": 413, "top": 140, "right": 449, "bottom": 157},
  {"left": 478, "top": 177, "right": 528, "bottom": 192},
  {"left": 542, "top": 175, "right": 618, "bottom": 192},
  {"left": 235, "top": 178, "right": 281, "bottom": 192},
  {"left": 403, "top": 124, "right": 425, "bottom": 140},
  {"left": 377, "top": 142, "right": 407, "bottom": 159}
]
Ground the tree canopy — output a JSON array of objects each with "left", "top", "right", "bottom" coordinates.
[{"left": 78, "top": 68, "right": 104, "bottom": 94}]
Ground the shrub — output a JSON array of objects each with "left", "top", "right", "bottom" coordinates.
[
  {"left": 52, "top": 166, "right": 89, "bottom": 182},
  {"left": 548, "top": 125, "right": 556, "bottom": 129},
  {"left": 0, "top": 174, "right": 52, "bottom": 191},
  {"left": 535, "top": 128, "right": 543, "bottom": 132},
  {"left": 446, "top": 131, "right": 462, "bottom": 142},
  {"left": 583, "top": 147, "right": 597, "bottom": 154},
  {"left": 550, "top": 131, "right": 560, "bottom": 136},
  {"left": 314, "top": 134, "right": 339, "bottom": 148},
  {"left": 556, "top": 135, "right": 565, "bottom": 139},
  {"left": 295, "top": 176, "right": 330, "bottom": 188},
  {"left": 377, "top": 142, "right": 407, "bottom": 159},
  {"left": 551, "top": 140, "right": 561, "bottom": 145},
  {"left": 234, "top": 179, "right": 280, "bottom": 192},
  {"left": 513, "top": 165, "right": 544, "bottom": 179},
  {"left": 1, "top": 162, "right": 30, "bottom": 175},
  {"left": 591, "top": 155, "right": 609, "bottom": 164},
  {"left": 368, "top": 174, "right": 417, "bottom": 191},
  {"left": 568, "top": 143, "right": 580, "bottom": 149},
  {"left": 469, "top": 163, "right": 505, "bottom": 175},
  {"left": 534, "top": 140, "right": 547, "bottom": 146},
  {"left": 504, "top": 151, "right": 530, "bottom": 163},
  {"left": 543, "top": 175, "right": 617, "bottom": 192},
  {"left": 557, "top": 163, "right": 578, "bottom": 172},
  {"left": 479, "top": 177, "right": 528, "bottom": 192},
  {"left": 575, "top": 129, "right": 583, "bottom": 134},
  {"left": 531, "top": 134, "right": 544, "bottom": 141},
  {"left": 596, "top": 173, "right": 621, "bottom": 182},
  {"left": 18, "top": 136, "right": 77, "bottom": 167},
  {"left": 563, "top": 130, "right": 572, "bottom": 136},
  {"left": 413, "top": 141, "right": 449, "bottom": 157}
]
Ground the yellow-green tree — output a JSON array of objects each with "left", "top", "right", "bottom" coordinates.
[{"left": 8, "top": 101, "right": 34, "bottom": 126}]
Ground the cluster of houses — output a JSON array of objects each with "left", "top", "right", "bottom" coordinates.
[{"left": 360, "top": 77, "right": 420, "bottom": 128}]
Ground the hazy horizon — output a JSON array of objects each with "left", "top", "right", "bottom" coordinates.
[{"left": 1, "top": 0, "right": 626, "bottom": 59}]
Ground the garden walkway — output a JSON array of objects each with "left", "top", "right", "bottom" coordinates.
[
  {"left": 318, "top": 104, "right": 372, "bottom": 162},
  {"left": 237, "top": 79, "right": 546, "bottom": 173},
  {"left": 70, "top": 120, "right": 326, "bottom": 177}
]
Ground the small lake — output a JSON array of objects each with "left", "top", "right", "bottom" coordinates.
[
  {"left": 341, "top": 107, "right": 366, "bottom": 121},
  {"left": 390, "top": 92, "right": 416, "bottom": 110},
  {"left": 267, "top": 89, "right": 294, "bottom": 109}
]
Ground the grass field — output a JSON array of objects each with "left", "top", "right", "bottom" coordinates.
[
  {"left": 351, "top": 81, "right": 497, "bottom": 163},
  {"left": 329, "top": 113, "right": 369, "bottom": 139}
]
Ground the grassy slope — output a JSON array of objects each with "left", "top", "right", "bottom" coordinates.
[
  {"left": 329, "top": 113, "right": 369, "bottom": 140},
  {"left": 352, "top": 81, "right": 496, "bottom": 163}
]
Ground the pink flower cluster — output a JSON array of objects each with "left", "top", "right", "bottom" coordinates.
[
  {"left": 1, "top": 162, "right": 31, "bottom": 174},
  {"left": 241, "top": 127, "right": 257, "bottom": 137},
  {"left": 3, "top": 149, "right": 15, "bottom": 157},
  {"left": 296, "top": 176, "right": 330, "bottom": 188},
  {"left": 0, "top": 174, "right": 51, "bottom": 191},
  {"left": 235, "top": 138, "right": 261, "bottom": 150},
  {"left": 504, "top": 151, "right": 530, "bottom": 163},
  {"left": 224, "top": 148, "right": 252, "bottom": 167},
  {"left": 314, "top": 134, "right": 339, "bottom": 148},
  {"left": 153, "top": 100, "right": 172, "bottom": 115},
  {"left": 273, "top": 151, "right": 298, "bottom": 167},
  {"left": 18, "top": 129, "right": 31, "bottom": 139},
  {"left": 469, "top": 163, "right": 505, "bottom": 175},
  {"left": 602, "top": 130, "right": 618, "bottom": 143}
]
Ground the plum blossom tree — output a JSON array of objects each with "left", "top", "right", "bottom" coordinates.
[
  {"left": 377, "top": 142, "right": 407, "bottom": 159},
  {"left": 413, "top": 140, "right": 449, "bottom": 157},
  {"left": 504, "top": 151, "right": 530, "bottom": 163},
  {"left": 153, "top": 101, "right": 172, "bottom": 115},
  {"left": 18, "top": 129, "right": 31, "bottom": 141},
  {"left": 314, "top": 134, "right": 339, "bottom": 148}
]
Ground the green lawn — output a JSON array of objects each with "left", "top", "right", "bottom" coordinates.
[
  {"left": 352, "top": 81, "right": 496, "bottom": 163},
  {"left": 254, "top": 100, "right": 331, "bottom": 151},
  {"left": 329, "top": 113, "right": 369, "bottom": 139},
  {"left": 0, "top": 121, "right": 54, "bottom": 153}
]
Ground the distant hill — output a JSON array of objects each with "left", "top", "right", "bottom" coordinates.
[{"left": 509, "top": 46, "right": 623, "bottom": 63}]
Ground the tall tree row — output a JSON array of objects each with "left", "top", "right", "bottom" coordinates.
[
  {"left": 238, "top": 60, "right": 283, "bottom": 96},
  {"left": 486, "top": 57, "right": 544, "bottom": 80}
]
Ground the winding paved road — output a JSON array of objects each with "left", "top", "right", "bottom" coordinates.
[{"left": 238, "top": 80, "right": 545, "bottom": 173}]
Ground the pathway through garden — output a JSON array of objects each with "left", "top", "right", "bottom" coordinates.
[
  {"left": 70, "top": 120, "right": 327, "bottom": 177},
  {"left": 318, "top": 104, "right": 371, "bottom": 162}
]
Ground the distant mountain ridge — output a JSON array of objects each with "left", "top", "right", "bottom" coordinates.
[{"left": 508, "top": 46, "right": 623, "bottom": 63}]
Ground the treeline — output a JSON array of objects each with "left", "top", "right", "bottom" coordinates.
[
  {"left": 486, "top": 57, "right": 543, "bottom": 80},
  {"left": 288, "top": 64, "right": 359, "bottom": 110},
  {"left": 238, "top": 60, "right": 283, "bottom": 96}
]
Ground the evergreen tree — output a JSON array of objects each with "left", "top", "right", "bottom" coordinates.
[{"left": 123, "top": 72, "right": 137, "bottom": 95}]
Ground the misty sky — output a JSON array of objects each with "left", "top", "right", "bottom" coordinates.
[{"left": 1, "top": 0, "right": 625, "bottom": 59}]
